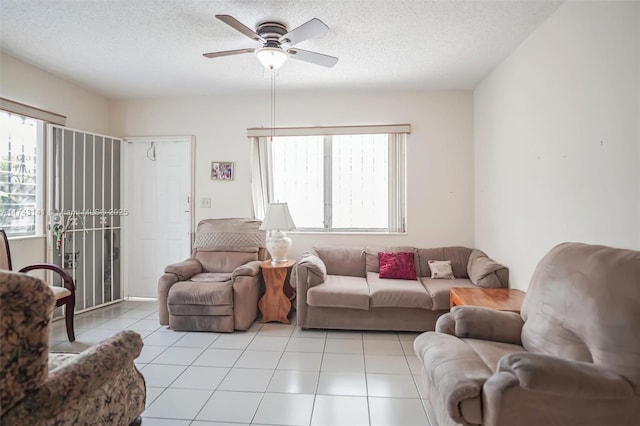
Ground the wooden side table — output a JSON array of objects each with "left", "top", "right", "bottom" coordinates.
[
  {"left": 450, "top": 288, "right": 526, "bottom": 313},
  {"left": 259, "top": 259, "right": 296, "bottom": 323}
]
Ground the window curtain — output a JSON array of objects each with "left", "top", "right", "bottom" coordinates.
[
  {"left": 250, "top": 137, "right": 272, "bottom": 219},
  {"left": 388, "top": 133, "right": 406, "bottom": 233}
]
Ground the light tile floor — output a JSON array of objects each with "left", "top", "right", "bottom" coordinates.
[{"left": 49, "top": 300, "right": 432, "bottom": 426}]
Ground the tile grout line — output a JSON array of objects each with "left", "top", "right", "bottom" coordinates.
[
  {"left": 185, "top": 323, "right": 263, "bottom": 423},
  {"left": 248, "top": 322, "right": 294, "bottom": 425},
  {"left": 306, "top": 327, "right": 329, "bottom": 426},
  {"left": 55, "top": 302, "right": 430, "bottom": 425},
  {"left": 363, "top": 333, "right": 372, "bottom": 425}
]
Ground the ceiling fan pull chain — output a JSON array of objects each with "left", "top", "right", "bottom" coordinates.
[{"left": 270, "top": 69, "right": 276, "bottom": 142}]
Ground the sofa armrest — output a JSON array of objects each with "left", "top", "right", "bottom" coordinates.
[
  {"left": 232, "top": 260, "right": 262, "bottom": 278},
  {"left": 158, "top": 273, "right": 179, "bottom": 325},
  {"left": 159, "top": 258, "right": 201, "bottom": 325},
  {"left": 232, "top": 270, "right": 262, "bottom": 330},
  {"left": 436, "top": 306, "right": 523, "bottom": 345},
  {"left": 498, "top": 352, "right": 634, "bottom": 399},
  {"left": 14, "top": 331, "right": 144, "bottom": 417},
  {"left": 296, "top": 253, "right": 327, "bottom": 287},
  {"left": 164, "top": 258, "right": 202, "bottom": 280},
  {"left": 467, "top": 249, "right": 508, "bottom": 288},
  {"left": 434, "top": 312, "right": 456, "bottom": 335},
  {"left": 292, "top": 263, "right": 312, "bottom": 328}
]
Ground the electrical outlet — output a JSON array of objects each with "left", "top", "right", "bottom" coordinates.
[{"left": 201, "top": 197, "right": 212, "bottom": 208}]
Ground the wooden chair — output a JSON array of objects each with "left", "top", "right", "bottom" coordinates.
[{"left": 0, "top": 229, "right": 76, "bottom": 341}]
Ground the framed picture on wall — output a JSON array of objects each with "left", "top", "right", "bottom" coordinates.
[{"left": 211, "top": 161, "right": 234, "bottom": 181}]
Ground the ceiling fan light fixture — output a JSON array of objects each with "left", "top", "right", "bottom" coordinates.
[{"left": 255, "top": 47, "right": 289, "bottom": 69}]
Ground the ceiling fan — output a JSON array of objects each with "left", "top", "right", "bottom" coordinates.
[{"left": 203, "top": 15, "right": 338, "bottom": 69}]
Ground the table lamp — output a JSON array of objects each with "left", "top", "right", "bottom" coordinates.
[{"left": 260, "top": 202, "right": 296, "bottom": 263}]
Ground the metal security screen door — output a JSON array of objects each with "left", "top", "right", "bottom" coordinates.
[{"left": 48, "top": 125, "right": 123, "bottom": 312}]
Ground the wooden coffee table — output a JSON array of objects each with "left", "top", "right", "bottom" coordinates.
[{"left": 450, "top": 287, "right": 525, "bottom": 313}]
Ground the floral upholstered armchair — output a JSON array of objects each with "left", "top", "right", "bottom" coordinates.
[{"left": 0, "top": 271, "right": 146, "bottom": 425}]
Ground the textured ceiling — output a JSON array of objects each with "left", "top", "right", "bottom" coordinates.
[{"left": 0, "top": 0, "right": 563, "bottom": 100}]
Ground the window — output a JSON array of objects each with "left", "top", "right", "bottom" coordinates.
[
  {"left": 0, "top": 110, "right": 44, "bottom": 236},
  {"left": 250, "top": 125, "right": 409, "bottom": 233}
]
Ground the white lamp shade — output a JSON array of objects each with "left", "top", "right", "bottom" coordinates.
[
  {"left": 255, "top": 47, "right": 289, "bottom": 69},
  {"left": 260, "top": 203, "right": 296, "bottom": 231}
]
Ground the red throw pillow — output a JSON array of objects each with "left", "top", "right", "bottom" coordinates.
[{"left": 378, "top": 252, "right": 417, "bottom": 280}]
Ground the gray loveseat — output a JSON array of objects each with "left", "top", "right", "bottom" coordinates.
[
  {"left": 414, "top": 242, "right": 640, "bottom": 425},
  {"left": 294, "top": 245, "right": 508, "bottom": 332}
]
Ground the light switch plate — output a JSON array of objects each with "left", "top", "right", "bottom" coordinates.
[{"left": 201, "top": 197, "right": 211, "bottom": 208}]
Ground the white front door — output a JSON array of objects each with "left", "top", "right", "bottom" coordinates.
[{"left": 125, "top": 137, "right": 193, "bottom": 298}]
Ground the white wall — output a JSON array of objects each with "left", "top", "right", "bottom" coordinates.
[
  {"left": 0, "top": 53, "right": 111, "bottom": 134},
  {"left": 474, "top": 1, "right": 640, "bottom": 290},
  {"left": 111, "top": 90, "right": 475, "bottom": 258},
  {"left": 2, "top": 50, "right": 476, "bottom": 277},
  {"left": 1, "top": 52, "right": 112, "bottom": 268}
]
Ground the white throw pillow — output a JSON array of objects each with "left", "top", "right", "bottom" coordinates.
[{"left": 428, "top": 260, "right": 454, "bottom": 279}]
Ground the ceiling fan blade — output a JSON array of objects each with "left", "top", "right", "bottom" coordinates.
[
  {"left": 287, "top": 48, "right": 338, "bottom": 68},
  {"left": 215, "top": 14, "right": 265, "bottom": 43},
  {"left": 203, "top": 48, "right": 255, "bottom": 58},
  {"left": 279, "top": 18, "right": 329, "bottom": 46}
]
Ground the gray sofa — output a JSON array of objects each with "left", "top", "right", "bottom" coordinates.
[
  {"left": 414, "top": 242, "right": 640, "bottom": 426},
  {"left": 294, "top": 245, "right": 508, "bottom": 332}
]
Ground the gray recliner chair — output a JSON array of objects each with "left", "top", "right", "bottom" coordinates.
[
  {"left": 158, "top": 218, "right": 268, "bottom": 332},
  {"left": 414, "top": 242, "right": 640, "bottom": 426}
]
